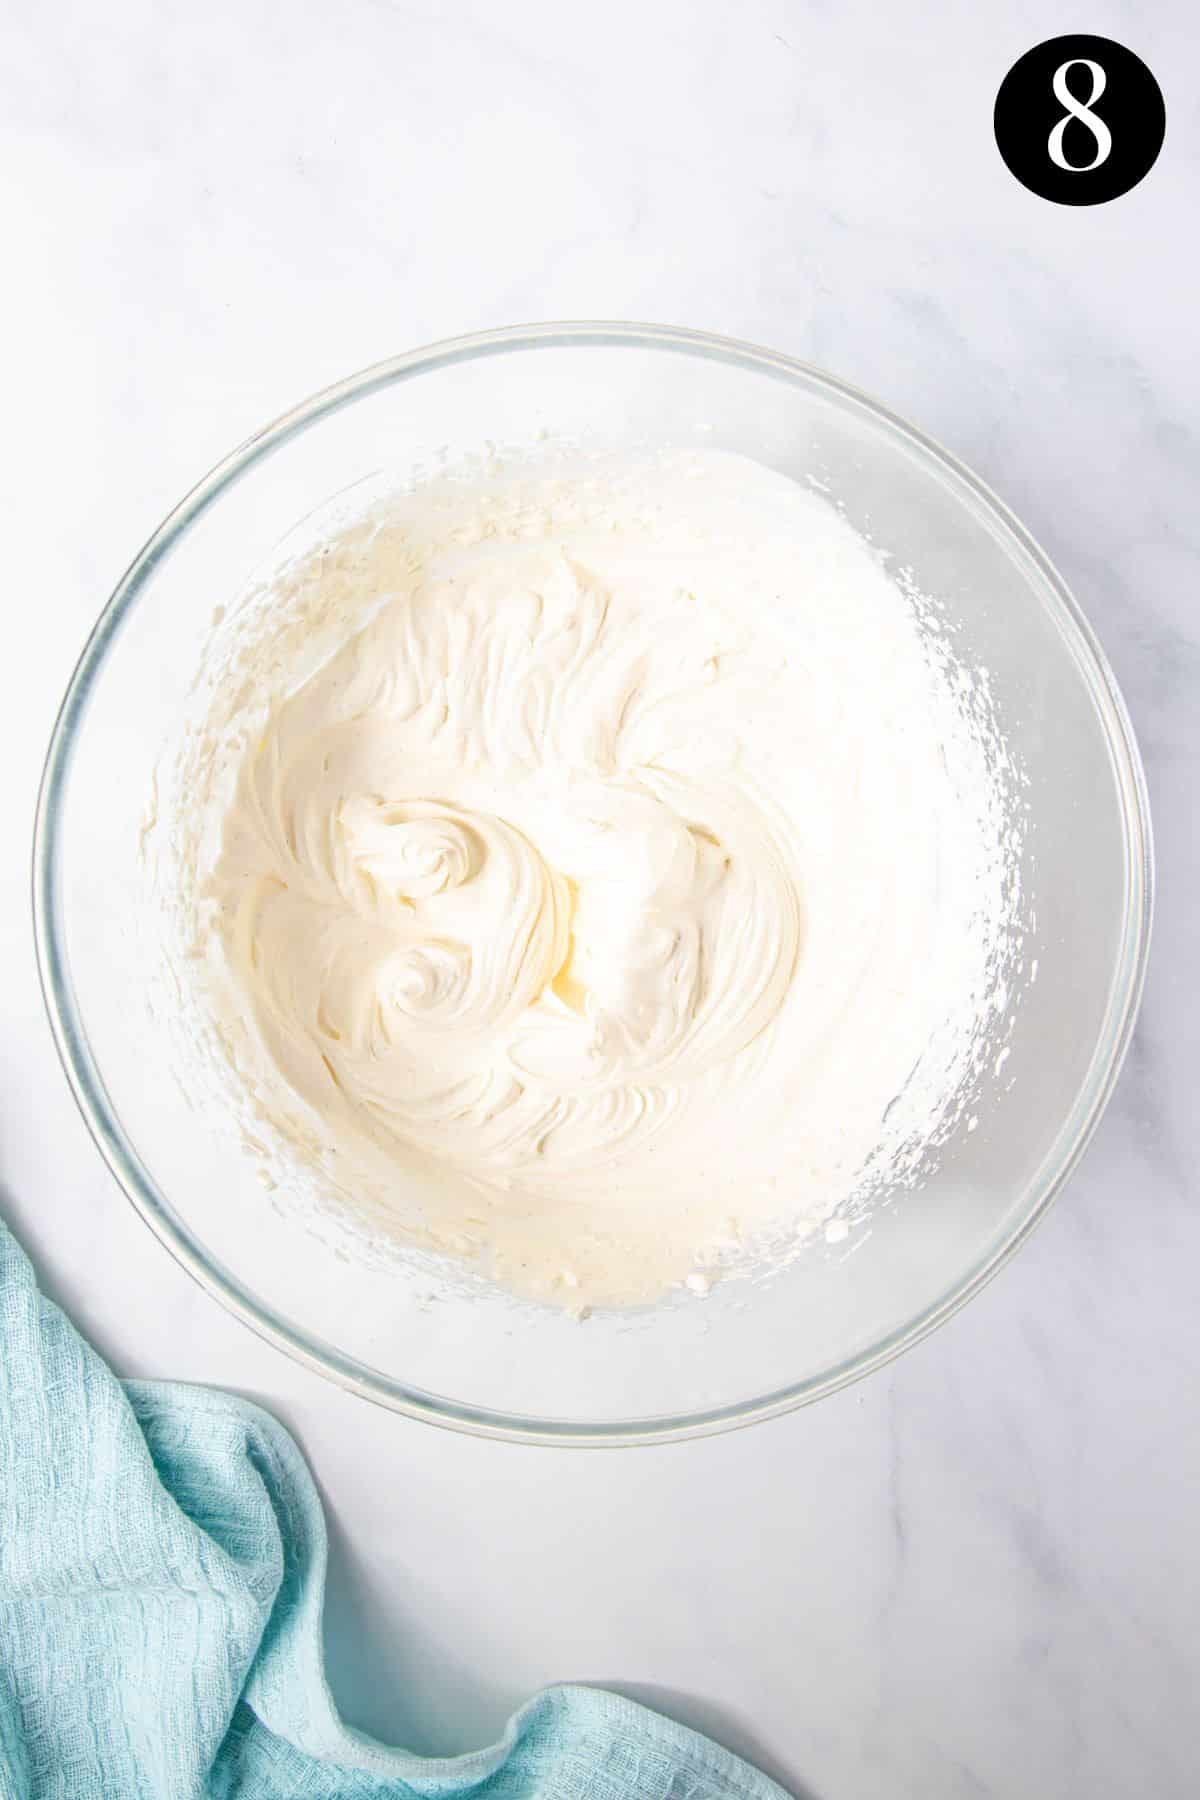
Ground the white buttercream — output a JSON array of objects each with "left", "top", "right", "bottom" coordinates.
[{"left": 195, "top": 449, "right": 1016, "bottom": 1308}]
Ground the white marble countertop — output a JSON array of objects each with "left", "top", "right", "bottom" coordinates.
[{"left": 3, "top": 2, "right": 1196, "bottom": 1794}]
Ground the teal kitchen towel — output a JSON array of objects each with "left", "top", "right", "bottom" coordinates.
[{"left": 0, "top": 1218, "right": 787, "bottom": 1799}]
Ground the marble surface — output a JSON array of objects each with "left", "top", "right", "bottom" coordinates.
[{"left": 2, "top": 2, "right": 1197, "bottom": 1794}]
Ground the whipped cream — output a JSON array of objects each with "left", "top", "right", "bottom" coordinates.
[{"left": 195, "top": 450, "right": 1016, "bottom": 1308}]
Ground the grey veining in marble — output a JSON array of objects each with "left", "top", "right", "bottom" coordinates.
[{"left": 1, "top": 2, "right": 1196, "bottom": 1795}]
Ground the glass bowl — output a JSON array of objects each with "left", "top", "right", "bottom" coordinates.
[{"left": 34, "top": 324, "right": 1153, "bottom": 1444}]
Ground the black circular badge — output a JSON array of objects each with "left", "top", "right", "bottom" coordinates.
[{"left": 994, "top": 35, "right": 1165, "bottom": 205}]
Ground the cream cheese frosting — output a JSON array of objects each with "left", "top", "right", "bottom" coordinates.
[{"left": 200, "top": 450, "right": 1014, "bottom": 1308}]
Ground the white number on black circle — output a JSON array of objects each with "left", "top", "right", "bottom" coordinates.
[{"left": 1048, "top": 59, "right": 1113, "bottom": 170}]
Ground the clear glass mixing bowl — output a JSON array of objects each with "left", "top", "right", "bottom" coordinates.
[{"left": 34, "top": 324, "right": 1153, "bottom": 1444}]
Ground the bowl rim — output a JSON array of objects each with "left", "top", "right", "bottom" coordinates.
[{"left": 32, "top": 320, "right": 1155, "bottom": 1446}]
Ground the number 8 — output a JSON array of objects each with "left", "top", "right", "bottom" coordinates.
[{"left": 1048, "top": 59, "right": 1113, "bottom": 171}]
